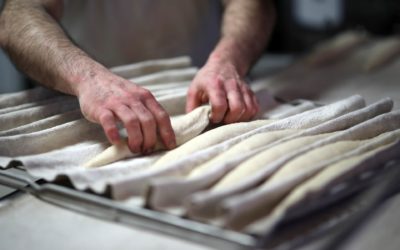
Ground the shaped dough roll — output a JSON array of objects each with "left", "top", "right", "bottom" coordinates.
[
  {"left": 83, "top": 105, "right": 211, "bottom": 168},
  {"left": 188, "top": 129, "right": 299, "bottom": 178},
  {"left": 150, "top": 119, "right": 273, "bottom": 169},
  {"left": 212, "top": 132, "right": 334, "bottom": 190},
  {"left": 363, "top": 36, "right": 400, "bottom": 72},
  {"left": 305, "top": 30, "right": 369, "bottom": 66}
]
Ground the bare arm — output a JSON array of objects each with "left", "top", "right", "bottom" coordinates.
[
  {"left": 187, "top": 0, "right": 275, "bottom": 123},
  {"left": 0, "top": 0, "right": 176, "bottom": 153}
]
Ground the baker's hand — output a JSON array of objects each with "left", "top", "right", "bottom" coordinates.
[
  {"left": 186, "top": 61, "right": 259, "bottom": 124},
  {"left": 77, "top": 71, "right": 176, "bottom": 153}
]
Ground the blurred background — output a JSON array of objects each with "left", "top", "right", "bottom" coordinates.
[{"left": 0, "top": 0, "right": 400, "bottom": 94}]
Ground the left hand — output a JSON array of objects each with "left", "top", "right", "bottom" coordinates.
[{"left": 186, "top": 60, "right": 259, "bottom": 124}]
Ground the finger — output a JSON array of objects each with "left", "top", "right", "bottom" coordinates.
[
  {"left": 186, "top": 85, "right": 202, "bottom": 113},
  {"left": 239, "top": 84, "right": 258, "bottom": 121},
  {"left": 114, "top": 105, "right": 143, "bottom": 153},
  {"left": 223, "top": 79, "right": 245, "bottom": 124},
  {"left": 207, "top": 80, "right": 228, "bottom": 123},
  {"left": 144, "top": 97, "right": 176, "bottom": 150},
  {"left": 129, "top": 102, "right": 157, "bottom": 153},
  {"left": 252, "top": 94, "right": 260, "bottom": 117},
  {"left": 98, "top": 109, "right": 120, "bottom": 144}
]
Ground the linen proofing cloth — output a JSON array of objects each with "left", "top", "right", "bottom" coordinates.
[
  {"left": 1, "top": 54, "right": 400, "bottom": 233},
  {"left": 0, "top": 56, "right": 281, "bottom": 194}
]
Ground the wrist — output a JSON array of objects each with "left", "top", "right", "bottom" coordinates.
[
  {"left": 208, "top": 37, "right": 250, "bottom": 77},
  {"left": 65, "top": 58, "right": 110, "bottom": 98}
]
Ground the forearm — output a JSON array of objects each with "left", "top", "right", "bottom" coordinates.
[
  {"left": 0, "top": 0, "right": 107, "bottom": 96},
  {"left": 209, "top": 0, "right": 276, "bottom": 76}
]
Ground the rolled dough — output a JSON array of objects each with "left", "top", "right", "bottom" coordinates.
[
  {"left": 150, "top": 119, "right": 273, "bottom": 169},
  {"left": 83, "top": 105, "right": 211, "bottom": 168},
  {"left": 188, "top": 129, "right": 299, "bottom": 178},
  {"left": 363, "top": 36, "right": 400, "bottom": 72}
]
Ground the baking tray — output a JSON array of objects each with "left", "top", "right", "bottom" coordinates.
[{"left": 1, "top": 159, "right": 400, "bottom": 250}]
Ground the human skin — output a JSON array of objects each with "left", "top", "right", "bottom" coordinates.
[{"left": 0, "top": 0, "right": 275, "bottom": 153}]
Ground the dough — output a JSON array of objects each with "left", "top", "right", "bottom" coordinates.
[
  {"left": 188, "top": 129, "right": 299, "bottom": 178},
  {"left": 212, "top": 133, "right": 334, "bottom": 190},
  {"left": 150, "top": 119, "right": 273, "bottom": 169},
  {"left": 305, "top": 30, "right": 369, "bottom": 66},
  {"left": 110, "top": 56, "right": 191, "bottom": 79},
  {"left": 363, "top": 36, "right": 400, "bottom": 71},
  {"left": 83, "top": 105, "right": 211, "bottom": 168}
]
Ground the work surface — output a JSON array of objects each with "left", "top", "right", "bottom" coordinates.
[{"left": 1, "top": 50, "right": 400, "bottom": 249}]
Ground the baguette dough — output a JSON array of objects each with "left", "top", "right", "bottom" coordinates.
[
  {"left": 212, "top": 133, "right": 334, "bottom": 190},
  {"left": 83, "top": 105, "right": 211, "bottom": 168},
  {"left": 150, "top": 119, "right": 273, "bottom": 169},
  {"left": 306, "top": 30, "right": 369, "bottom": 66},
  {"left": 363, "top": 37, "right": 400, "bottom": 71},
  {"left": 188, "top": 129, "right": 299, "bottom": 178}
]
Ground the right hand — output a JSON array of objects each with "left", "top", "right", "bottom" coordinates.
[{"left": 76, "top": 70, "right": 176, "bottom": 154}]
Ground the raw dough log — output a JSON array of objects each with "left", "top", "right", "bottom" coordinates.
[
  {"left": 151, "top": 120, "right": 273, "bottom": 169},
  {"left": 186, "top": 109, "right": 400, "bottom": 219},
  {"left": 363, "top": 36, "right": 400, "bottom": 72},
  {"left": 146, "top": 129, "right": 299, "bottom": 209},
  {"left": 305, "top": 30, "right": 369, "bottom": 66},
  {"left": 83, "top": 105, "right": 211, "bottom": 168},
  {"left": 110, "top": 56, "right": 192, "bottom": 79},
  {"left": 222, "top": 128, "right": 400, "bottom": 230},
  {"left": 247, "top": 140, "right": 400, "bottom": 234},
  {"left": 108, "top": 95, "right": 364, "bottom": 199},
  {"left": 130, "top": 67, "right": 197, "bottom": 86},
  {"left": 188, "top": 129, "right": 299, "bottom": 178}
]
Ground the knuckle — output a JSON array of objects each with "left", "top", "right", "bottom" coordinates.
[
  {"left": 230, "top": 104, "right": 243, "bottom": 115},
  {"left": 155, "top": 110, "right": 169, "bottom": 121},
  {"left": 141, "top": 115, "right": 156, "bottom": 127},
  {"left": 125, "top": 114, "right": 138, "bottom": 125},
  {"left": 141, "top": 89, "right": 153, "bottom": 99}
]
